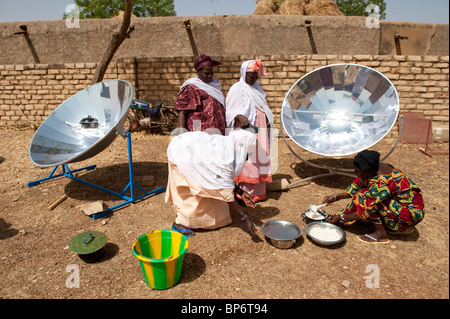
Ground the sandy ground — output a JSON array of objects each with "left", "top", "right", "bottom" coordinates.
[{"left": 0, "top": 128, "right": 448, "bottom": 303}]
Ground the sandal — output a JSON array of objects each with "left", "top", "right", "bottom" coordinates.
[
  {"left": 358, "top": 233, "right": 390, "bottom": 244},
  {"left": 171, "top": 222, "right": 195, "bottom": 237},
  {"left": 386, "top": 227, "right": 415, "bottom": 235}
]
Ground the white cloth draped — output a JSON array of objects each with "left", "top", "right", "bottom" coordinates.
[{"left": 167, "top": 130, "right": 256, "bottom": 190}]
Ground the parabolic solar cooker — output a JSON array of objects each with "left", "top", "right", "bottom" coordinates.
[
  {"left": 28, "top": 79, "right": 165, "bottom": 219},
  {"left": 281, "top": 63, "right": 403, "bottom": 188}
]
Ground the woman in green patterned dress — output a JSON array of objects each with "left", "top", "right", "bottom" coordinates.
[{"left": 323, "top": 150, "right": 425, "bottom": 244}]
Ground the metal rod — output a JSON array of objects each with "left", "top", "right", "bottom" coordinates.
[
  {"left": 418, "top": 118, "right": 449, "bottom": 157},
  {"left": 126, "top": 132, "right": 135, "bottom": 199},
  {"left": 380, "top": 114, "right": 403, "bottom": 162},
  {"left": 286, "top": 171, "right": 356, "bottom": 189},
  {"left": 27, "top": 164, "right": 96, "bottom": 187}
]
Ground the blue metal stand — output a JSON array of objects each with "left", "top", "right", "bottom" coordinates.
[{"left": 27, "top": 132, "right": 166, "bottom": 220}]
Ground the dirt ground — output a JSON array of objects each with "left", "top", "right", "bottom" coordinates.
[{"left": 0, "top": 127, "right": 448, "bottom": 301}]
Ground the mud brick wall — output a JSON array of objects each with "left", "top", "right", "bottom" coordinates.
[
  {"left": 0, "top": 54, "right": 448, "bottom": 141},
  {"left": 1, "top": 16, "right": 448, "bottom": 65}
]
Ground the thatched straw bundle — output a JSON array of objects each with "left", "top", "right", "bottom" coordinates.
[
  {"left": 253, "top": 0, "right": 280, "bottom": 15},
  {"left": 253, "top": 0, "right": 343, "bottom": 16},
  {"left": 304, "top": 0, "right": 344, "bottom": 16},
  {"left": 279, "top": 0, "right": 310, "bottom": 15}
]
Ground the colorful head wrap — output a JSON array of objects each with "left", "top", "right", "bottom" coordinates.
[
  {"left": 353, "top": 150, "right": 380, "bottom": 172},
  {"left": 246, "top": 59, "right": 267, "bottom": 76},
  {"left": 194, "top": 54, "right": 221, "bottom": 71}
]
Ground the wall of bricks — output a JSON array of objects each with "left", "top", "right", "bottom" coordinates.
[
  {"left": 0, "top": 54, "right": 448, "bottom": 140},
  {"left": 0, "top": 62, "right": 121, "bottom": 127}
]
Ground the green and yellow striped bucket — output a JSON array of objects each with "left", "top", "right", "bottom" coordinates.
[{"left": 132, "top": 230, "right": 189, "bottom": 289}]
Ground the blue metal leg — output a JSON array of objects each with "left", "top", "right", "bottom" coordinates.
[
  {"left": 27, "top": 164, "right": 96, "bottom": 187},
  {"left": 91, "top": 132, "right": 166, "bottom": 219}
]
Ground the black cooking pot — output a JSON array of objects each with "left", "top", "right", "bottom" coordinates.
[{"left": 79, "top": 115, "right": 99, "bottom": 129}]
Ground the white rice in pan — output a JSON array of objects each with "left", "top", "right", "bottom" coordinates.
[{"left": 309, "top": 225, "right": 342, "bottom": 242}]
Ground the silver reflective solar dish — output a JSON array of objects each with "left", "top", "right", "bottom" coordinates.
[
  {"left": 29, "top": 79, "right": 133, "bottom": 167},
  {"left": 281, "top": 64, "right": 399, "bottom": 157}
]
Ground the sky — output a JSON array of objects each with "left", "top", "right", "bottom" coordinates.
[{"left": 0, "top": 0, "right": 448, "bottom": 24}]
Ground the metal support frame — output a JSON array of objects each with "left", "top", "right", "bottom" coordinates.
[
  {"left": 280, "top": 114, "right": 404, "bottom": 189},
  {"left": 418, "top": 118, "right": 449, "bottom": 158},
  {"left": 27, "top": 131, "right": 165, "bottom": 220}
]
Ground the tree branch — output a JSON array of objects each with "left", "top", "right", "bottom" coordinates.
[{"left": 91, "top": 0, "right": 134, "bottom": 84}]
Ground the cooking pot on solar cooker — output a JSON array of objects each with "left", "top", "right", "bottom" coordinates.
[{"left": 79, "top": 115, "right": 99, "bottom": 129}]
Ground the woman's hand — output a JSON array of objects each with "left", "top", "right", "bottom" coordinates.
[
  {"left": 244, "top": 218, "right": 258, "bottom": 237},
  {"left": 322, "top": 192, "right": 349, "bottom": 205},
  {"left": 325, "top": 214, "right": 342, "bottom": 225},
  {"left": 229, "top": 200, "right": 258, "bottom": 237},
  {"left": 241, "top": 191, "right": 256, "bottom": 208},
  {"left": 322, "top": 194, "right": 337, "bottom": 205}
]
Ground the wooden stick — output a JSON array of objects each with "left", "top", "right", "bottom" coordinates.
[{"left": 48, "top": 194, "right": 68, "bottom": 211}]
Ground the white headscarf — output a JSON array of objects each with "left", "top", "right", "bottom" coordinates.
[
  {"left": 167, "top": 130, "right": 256, "bottom": 190},
  {"left": 225, "top": 60, "right": 273, "bottom": 129},
  {"left": 180, "top": 76, "right": 225, "bottom": 106}
]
